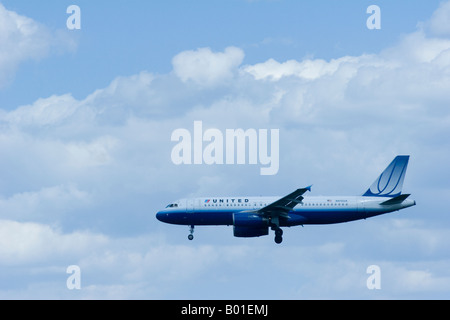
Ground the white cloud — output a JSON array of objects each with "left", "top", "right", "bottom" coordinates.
[
  {"left": 0, "top": 184, "right": 90, "bottom": 223},
  {"left": 1, "top": 25, "right": 448, "bottom": 201},
  {"left": 0, "top": 220, "right": 108, "bottom": 266},
  {"left": 172, "top": 46, "right": 245, "bottom": 86},
  {"left": 1, "top": 1, "right": 450, "bottom": 299},
  {"left": 0, "top": 4, "right": 76, "bottom": 88},
  {"left": 1, "top": 16, "right": 449, "bottom": 213},
  {"left": 0, "top": 3, "right": 78, "bottom": 88},
  {"left": 243, "top": 56, "right": 366, "bottom": 81},
  {"left": 396, "top": 268, "right": 450, "bottom": 293},
  {"left": 65, "top": 136, "right": 118, "bottom": 168},
  {"left": 428, "top": 1, "right": 450, "bottom": 36},
  {"left": 3, "top": 94, "right": 80, "bottom": 127},
  {"left": 0, "top": 3, "right": 51, "bottom": 71},
  {"left": 382, "top": 30, "right": 450, "bottom": 64}
]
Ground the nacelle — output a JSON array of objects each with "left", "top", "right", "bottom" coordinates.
[
  {"left": 233, "top": 226, "right": 269, "bottom": 238},
  {"left": 233, "top": 212, "right": 269, "bottom": 237}
]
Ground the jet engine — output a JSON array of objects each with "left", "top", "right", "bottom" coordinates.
[{"left": 233, "top": 212, "right": 269, "bottom": 238}]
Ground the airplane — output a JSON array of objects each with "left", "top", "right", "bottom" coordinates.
[{"left": 156, "top": 155, "right": 416, "bottom": 244}]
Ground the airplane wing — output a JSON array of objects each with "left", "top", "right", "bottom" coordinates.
[{"left": 258, "top": 186, "right": 311, "bottom": 222}]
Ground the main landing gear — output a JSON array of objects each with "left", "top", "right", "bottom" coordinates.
[
  {"left": 273, "top": 227, "right": 283, "bottom": 244},
  {"left": 269, "top": 216, "right": 283, "bottom": 244},
  {"left": 188, "top": 225, "right": 194, "bottom": 241}
]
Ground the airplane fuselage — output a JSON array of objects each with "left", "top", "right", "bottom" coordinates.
[{"left": 156, "top": 195, "right": 416, "bottom": 227}]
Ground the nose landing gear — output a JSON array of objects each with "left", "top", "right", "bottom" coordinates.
[{"left": 188, "top": 225, "right": 194, "bottom": 241}]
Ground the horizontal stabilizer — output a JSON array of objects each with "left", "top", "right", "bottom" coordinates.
[{"left": 380, "top": 194, "right": 410, "bottom": 205}]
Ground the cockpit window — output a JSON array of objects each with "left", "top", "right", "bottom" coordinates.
[{"left": 165, "top": 203, "right": 178, "bottom": 208}]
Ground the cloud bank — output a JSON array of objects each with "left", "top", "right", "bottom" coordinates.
[
  {"left": 1, "top": 2, "right": 450, "bottom": 299},
  {"left": 0, "top": 3, "right": 76, "bottom": 88}
]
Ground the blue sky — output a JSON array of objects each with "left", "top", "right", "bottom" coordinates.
[
  {"left": 1, "top": 0, "right": 450, "bottom": 299},
  {"left": 1, "top": 0, "right": 442, "bottom": 108}
]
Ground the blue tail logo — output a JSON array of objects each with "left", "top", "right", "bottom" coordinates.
[{"left": 363, "top": 155, "right": 410, "bottom": 197}]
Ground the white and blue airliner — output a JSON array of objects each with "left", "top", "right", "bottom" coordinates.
[{"left": 156, "top": 155, "right": 416, "bottom": 244}]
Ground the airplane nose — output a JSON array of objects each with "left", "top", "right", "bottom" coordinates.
[{"left": 156, "top": 211, "right": 169, "bottom": 223}]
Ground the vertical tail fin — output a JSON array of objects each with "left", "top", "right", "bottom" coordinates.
[{"left": 363, "top": 155, "right": 410, "bottom": 197}]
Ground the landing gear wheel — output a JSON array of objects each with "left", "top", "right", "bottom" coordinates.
[
  {"left": 274, "top": 227, "right": 283, "bottom": 244},
  {"left": 275, "top": 235, "right": 283, "bottom": 244},
  {"left": 188, "top": 225, "right": 195, "bottom": 241}
]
